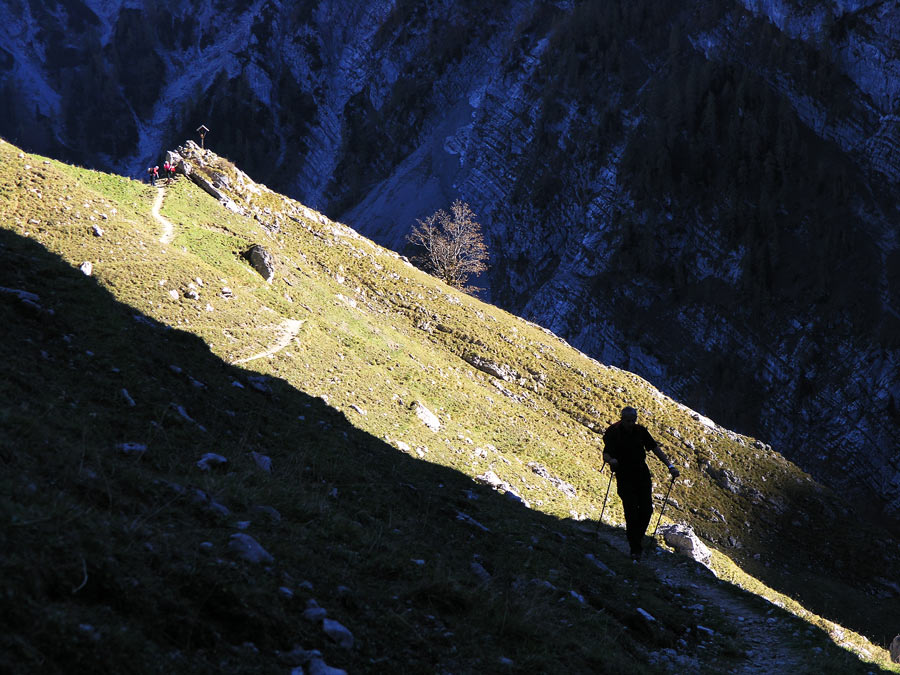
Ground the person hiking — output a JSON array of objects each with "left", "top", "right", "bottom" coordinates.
[
  {"left": 147, "top": 166, "right": 155, "bottom": 186},
  {"left": 602, "top": 406, "right": 679, "bottom": 562},
  {"left": 153, "top": 165, "right": 160, "bottom": 185},
  {"left": 163, "top": 161, "right": 173, "bottom": 184}
]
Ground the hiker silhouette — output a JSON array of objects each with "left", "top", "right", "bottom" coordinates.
[{"left": 602, "top": 406, "right": 679, "bottom": 562}]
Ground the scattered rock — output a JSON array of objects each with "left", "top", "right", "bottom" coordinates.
[
  {"left": 244, "top": 244, "right": 275, "bottom": 282},
  {"left": 463, "top": 353, "right": 519, "bottom": 381},
  {"left": 192, "top": 489, "right": 231, "bottom": 517},
  {"left": 504, "top": 491, "right": 529, "bottom": 507},
  {"left": 322, "top": 618, "right": 354, "bottom": 649},
  {"left": 636, "top": 608, "right": 656, "bottom": 622},
  {"left": 197, "top": 453, "right": 228, "bottom": 471},
  {"left": 303, "top": 598, "right": 328, "bottom": 622},
  {"left": 659, "top": 523, "right": 713, "bottom": 568},
  {"left": 173, "top": 404, "right": 206, "bottom": 431},
  {"left": 250, "top": 451, "right": 272, "bottom": 472},
  {"left": 91, "top": 225, "right": 103, "bottom": 237},
  {"left": 227, "top": 533, "right": 273, "bottom": 564},
  {"left": 705, "top": 465, "right": 740, "bottom": 493},
  {"left": 303, "top": 600, "right": 328, "bottom": 622},
  {"left": 585, "top": 553, "right": 615, "bottom": 575},
  {"left": 476, "top": 470, "right": 506, "bottom": 490},
  {"left": 528, "top": 461, "right": 577, "bottom": 498},
  {"left": 470, "top": 560, "right": 492, "bottom": 584},
  {"left": 247, "top": 375, "right": 273, "bottom": 394},
  {"left": 116, "top": 442, "right": 147, "bottom": 455},
  {"left": 456, "top": 511, "right": 490, "bottom": 532},
  {"left": 412, "top": 401, "right": 440, "bottom": 431},
  {"left": 307, "top": 658, "right": 348, "bottom": 675},
  {"left": 188, "top": 170, "right": 225, "bottom": 201},
  {"left": 79, "top": 261, "right": 93, "bottom": 276},
  {"left": 891, "top": 635, "right": 900, "bottom": 663}
]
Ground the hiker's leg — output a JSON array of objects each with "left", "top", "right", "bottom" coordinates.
[
  {"left": 634, "top": 470, "right": 653, "bottom": 552},
  {"left": 617, "top": 478, "right": 643, "bottom": 556}
]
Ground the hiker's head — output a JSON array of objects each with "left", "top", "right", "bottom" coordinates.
[{"left": 621, "top": 407, "right": 638, "bottom": 425}]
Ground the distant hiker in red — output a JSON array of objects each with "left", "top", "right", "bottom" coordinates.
[
  {"left": 163, "top": 161, "right": 173, "bottom": 184},
  {"left": 602, "top": 406, "right": 679, "bottom": 562},
  {"left": 153, "top": 166, "right": 160, "bottom": 185}
]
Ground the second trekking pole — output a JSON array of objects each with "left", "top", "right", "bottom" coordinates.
[{"left": 652, "top": 475, "right": 676, "bottom": 537}]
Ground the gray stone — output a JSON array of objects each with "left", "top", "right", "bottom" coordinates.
[
  {"left": 245, "top": 244, "right": 276, "bottom": 282},
  {"left": 308, "top": 659, "right": 348, "bottom": 675},
  {"left": 196, "top": 453, "right": 228, "bottom": 471},
  {"left": 227, "top": 533, "right": 273, "bottom": 564},
  {"left": 303, "top": 605, "right": 328, "bottom": 622},
  {"left": 585, "top": 553, "right": 615, "bottom": 576},
  {"left": 463, "top": 353, "right": 519, "bottom": 381},
  {"left": 890, "top": 634, "right": 900, "bottom": 663},
  {"left": 659, "top": 523, "right": 713, "bottom": 568},
  {"left": 247, "top": 375, "right": 273, "bottom": 394},
  {"left": 470, "top": 561, "right": 492, "bottom": 584},
  {"left": 116, "top": 442, "right": 147, "bottom": 455},
  {"left": 322, "top": 618, "right": 354, "bottom": 649},
  {"left": 413, "top": 401, "right": 440, "bottom": 431},
  {"left": 250, "top": 451, "right": 272, "bottom": 472},
  {"left": 188, "top": 171, "right": 224, "bottom": 200}
]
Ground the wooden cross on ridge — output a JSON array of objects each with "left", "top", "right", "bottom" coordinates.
[{"left": 196, "top": 124, "right": 209, "bottom": 149}]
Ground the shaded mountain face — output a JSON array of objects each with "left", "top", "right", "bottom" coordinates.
[{"left": 2, "top": 0, "right": 899, "bottom": 521}]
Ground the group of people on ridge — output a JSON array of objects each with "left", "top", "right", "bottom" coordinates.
[
  {"left": 602, "top": 405, "right": 679, "bottom": 562},
  {"left": 147, "top": 161, "right": 176, "bottom": 186}
]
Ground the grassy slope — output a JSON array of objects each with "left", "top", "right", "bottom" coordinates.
[{"left": 0, "top": 138, "right": 897, "bottom": 673}]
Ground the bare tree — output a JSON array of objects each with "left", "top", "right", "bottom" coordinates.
[{"left": 407, "top": 200, "right": 489, "bottom": 291}]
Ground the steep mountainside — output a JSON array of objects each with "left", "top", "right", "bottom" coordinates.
[
  {"left": 1, "top": 0, "right": 898, "bottom": 522},
  {"left": 2, "top": 137, "right": 899, "bottom": 673}
]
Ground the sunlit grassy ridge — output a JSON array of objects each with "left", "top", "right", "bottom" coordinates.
[{"left": 1, "top": 138, "right": 897, "bottom": 673}]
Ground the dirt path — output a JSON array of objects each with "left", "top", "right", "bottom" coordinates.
[
  {"left": 231, "top": 319, "right": 305, "bottom": 365},
  {"left": 595, "top": 528, "right": 809, "bottom": 673},
  {"left": 151, "top": 187, "right": 175, "bottom": 244}
]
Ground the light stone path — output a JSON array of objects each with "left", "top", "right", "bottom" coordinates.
[
  {"left": 594, "top": 528, "right": 811, "bottom": 674},
  {"left": 151, "top": 187, "right": 175, "bottom": 244},
  {"left": 231, "top": 319, "right": 305, "bottom": 365}
]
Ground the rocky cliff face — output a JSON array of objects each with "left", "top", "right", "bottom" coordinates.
[{"left": 2, "top": 0, "right": 899, "bottom": 521}]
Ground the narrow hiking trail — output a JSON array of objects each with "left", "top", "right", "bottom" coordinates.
[
  {"left": 151, "top": 187, "right": 175, "bottom": 244},
  {"left": 231, "top": 319, "right": 305, "bottom": 365},
  {"left": 594, "top": 528, "right": 811, "bottom": 674}
]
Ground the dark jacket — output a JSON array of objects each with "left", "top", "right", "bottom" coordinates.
[{"left": 603, "top": 421, "right": 658, "bottom": 475}]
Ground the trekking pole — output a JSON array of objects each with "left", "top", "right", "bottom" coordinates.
[
  {"left": 598, "top": 467, "right": 614, "bottom": 527},
  {"left": 652, "top": 475, "right": 676, "bottom": 537}
]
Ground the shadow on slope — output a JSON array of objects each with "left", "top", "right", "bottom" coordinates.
[
  {"left": 0, "top": 226, "right": 661, "bottom": 672},
  {"left": 0, "top": 230, "right": 884, "bottom": 674}
]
